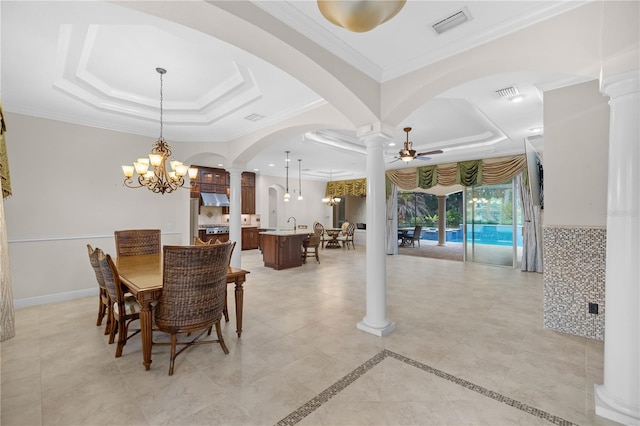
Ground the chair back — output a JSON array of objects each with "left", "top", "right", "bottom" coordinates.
[
  {"left": 114, "top": 229, "right": 161, "bottom": 257},
  {"left": 341, "top": 221, "right": 350, "bottom": 234},
  {"left": 155, "top": 243, "right": 233, "bottom": 333},
  {"left": 194, "top": 237, "right": 211, "bottom": 246},
  {"left": 97, "top": 249, "right": 127, "bottom": 306},
  {"left": 413, "top": 225, "right": 423, "bottom": 237},
  {"left": 346, "top": 222, "right": 356, "bottom": 236},
  {"left": 87, "top": 244, "right": 106, "bottom": 290},
  {"left": 305, "top": 234, "right": 320, "bottom": 247},
  {"left": 313, "top": 221, "right": 325, "bottom": 236}
]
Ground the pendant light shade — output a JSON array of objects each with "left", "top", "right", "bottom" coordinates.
[{"left": 317, "top": 0, "right": 406, "bottom": 33}]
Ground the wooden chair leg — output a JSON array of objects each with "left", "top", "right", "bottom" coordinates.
[
  {"left": 169, "top": 334, "right": 178, "bottom": 376},
  {"left": 115, "top": 319, "right": 126, "bottom": 357},
  {"left": 97, "top": 297, "right": 105, "bottom": 326},
  {"left": 222, "top": 289, "right": 229, "bottom": 322},
  {"left": 215, "top": 322, "right": 229, "bottom": 354}
]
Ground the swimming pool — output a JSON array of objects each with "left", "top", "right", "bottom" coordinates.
[{"left": 419, "top": 225, "right": 523, "bottom": 247}]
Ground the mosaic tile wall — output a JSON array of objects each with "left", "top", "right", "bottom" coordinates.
[{"left": 543, "top": 226, "right": 606, "bottom": 340}]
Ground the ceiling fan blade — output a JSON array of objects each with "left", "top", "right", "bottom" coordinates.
[
  {"left": 416, "top": 156, "right": 432, "bottom": 161},
  {"left": 416, "top": 149, "right": 443, "bottom": 156},
  {"left": 388, "top": 158, "right": 400, "bottom": 164}
]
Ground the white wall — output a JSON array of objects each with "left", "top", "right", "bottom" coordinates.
[
  {"left": 543, "top": 80, "right": 610, "bottom": 226},
  {"left": 5, "top": 113, "right": 191, "bottom": 306},
  {"left": 255, "top": 174, "right": 332, "bottom": 230}
]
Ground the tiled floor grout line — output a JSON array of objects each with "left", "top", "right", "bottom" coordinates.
[{"left": 276, "top": 349, "right": 579, "bottom": 426}]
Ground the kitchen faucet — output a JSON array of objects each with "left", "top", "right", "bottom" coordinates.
[{"left": 287, "top": 216, "right": 296, "bottom": 232}]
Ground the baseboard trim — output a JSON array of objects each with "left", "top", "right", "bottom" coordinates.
[{"left": 14, "top": 288, "right": 98, "bottom": 309}]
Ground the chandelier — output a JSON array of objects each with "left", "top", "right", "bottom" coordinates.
[
  {"left": 322, "top": 170, "right": 341, "bottom": 206},
  {"left": 317, "top": 0, "right": 406, "bottom": 33},
  {"left": 121, "top": 68, "right": 197, "bottom": 194}
]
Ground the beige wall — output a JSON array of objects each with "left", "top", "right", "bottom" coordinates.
[{"left": 543, "top": 80, "right": 610, "bottom": 227}]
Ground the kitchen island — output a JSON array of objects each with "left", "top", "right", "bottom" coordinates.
[{"left": 260, "top": 230, "right": 309, "bottom": 270}]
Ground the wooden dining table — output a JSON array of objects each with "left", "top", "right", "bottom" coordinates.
[
  {"left": 115, "top": 253, "right": 250, "bottom": 371},
  {"left": 324, "top": 228, "right": 343, "bottom": 249}
]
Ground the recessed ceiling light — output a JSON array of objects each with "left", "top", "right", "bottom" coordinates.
[
  {"left": 530, "top": 127, "right": 543, "bottom": 133},
  {"left": 217, "top": 163, "right": 224, "bottom": 167},
  {"left": 268, "top": 163, "right": 275, "bottom": 167},
  {"left": 253, "top": 168, "right": 259, "bottom": 172},
  {"left": 388, "top": 142, "right": 396, "bottom": 147},
  {"left": 510, "top": 95, "right": 525, "bottom": 103}
]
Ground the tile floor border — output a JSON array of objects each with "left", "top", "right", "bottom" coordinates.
[{"left": 276, "top": 349, "right": 578, "bottom": 426}]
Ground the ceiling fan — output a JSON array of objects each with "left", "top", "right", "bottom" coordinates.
[{"left": 390, "top": 127, "right": 443, "bottom": 163}]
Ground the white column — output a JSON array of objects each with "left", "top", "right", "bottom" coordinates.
[
  {"left": 595, "top": 70, "right": 640, "bottom": 425},
  {"left": 437, "top": 195, "right": 446, "bottom": 246},
  {"left": 228, "top": 168, "right": 242, "bottom": 268},
  {"left": 357, "top": 133, "right": 396, "bottom": 336}
]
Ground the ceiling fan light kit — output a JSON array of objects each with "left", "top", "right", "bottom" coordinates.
[{"left": 394, "top": 127, "right": 444, "bottom": 164}]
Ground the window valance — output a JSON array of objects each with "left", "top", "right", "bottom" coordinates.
[
  {"left": 386, "top": 155, "right": 527, "bottom": 191},
  {"left": 326, "top": 178, "right": 367, "bottom": 197}
]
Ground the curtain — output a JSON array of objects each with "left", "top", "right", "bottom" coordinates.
[
  {"left": 0, "top": 101, "right": 15, "bottom": 341},
  {"left": 326, "top": 178, "right": 366, "bottom": 197},
  {"left": 516, "top": 173, "right": 543, "bottom": 272},
  {"left": 385, "top": 155, "right": 527, "bottom": 190},
  {"left": 386, "top": 184, "right": 398, "bottom": 255}
]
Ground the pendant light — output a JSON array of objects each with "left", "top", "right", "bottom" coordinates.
[
  {"left": 284, "top": 151, "right": 290, "bottom": 202},
  {"left": 297, "top": 159, "right": 303, "bottom": 200}
]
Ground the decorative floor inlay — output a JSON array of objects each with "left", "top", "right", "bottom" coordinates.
[{"left": 275, "top": 349, "right": 578, "bottom": 426}]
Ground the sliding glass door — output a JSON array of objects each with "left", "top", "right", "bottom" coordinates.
[{"left": 464, "top": 181, "right": 522, "bottom": 267}]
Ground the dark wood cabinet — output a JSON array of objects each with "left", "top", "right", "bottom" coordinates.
[
  {"left": 197, "top": 230, "right": 229, "bottom": 244},
  {"left": 241, "top": 227, "right": 259, "bottom": 250},
  {"left": 191, "top": 167, "right": 255, "bottom": 215},
  {"left": 260, "top": 232, "right": 308, "bottom": 270},
  {"left": 241, "top": 172, "right": 256, "bottom": 214}
]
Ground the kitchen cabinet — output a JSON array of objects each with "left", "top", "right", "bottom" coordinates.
[
  {"left": 260, "top": 231, "right": 308, "bottom": 270},
  {"left": 191, "top": 167, "right": 254, "bottom": 215},
  {"left": 241, "top": 227, "right": 259, "bottom": 250},
  {"left": 240, "top": 172, "right": 256, "bottom": 214}
]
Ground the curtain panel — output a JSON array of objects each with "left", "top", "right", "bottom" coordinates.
[
  {"left": 0, "top": 102, "right": 15, "bottom": 341},
  {"left": 326, "top": 178, "right": 367, "bottom": 197},
  {"left": 386, "top": 155, "right": 527, "bottom": 190},
  {"left": 0, "top": 102, "right": 11, "bottom": 198}
]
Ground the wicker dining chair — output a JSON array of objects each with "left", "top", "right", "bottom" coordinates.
[
  {"left": 313, "top": 221, "right": 327, "bottom": 249},
  {"left": 87, "top": 244, "right": 112, "bottom": 335},
  {"left": 211, "top": 240, "right": 236, "bottom": 323},
  {"left": 194, "top": 237, "right": 211, "bottom": 246},
  {"left": 97, "top": 249, "right": 141, "bottom": 356},
  {"left": 338, "top": 222, "right": 356, "bottom": 250},
  {"left": 302, "top": 234, "right": 320, "bottom": 264},
  {"left": 154, "top": 243, "right": 233, "bottom": 375},
  {"left": 114, "top": 229, "right": 161, "bottom": 257}
]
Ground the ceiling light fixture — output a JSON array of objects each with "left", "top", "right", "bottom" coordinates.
[
  {"left": 322, "top": 170, "right": 341, "bottom": 206},
  {"left": 121, "top": 68, "right": 197, "bottom": 194},
  {"left": 297, "top": 159, "right": 303, "bottom": 201},
  {"left": 317, "top": 0, "right": 406, "bottom": 33},
  {"left": 399, "top": 127, "right": 416, "bottom": 162},
  {"left": 284, "top": 151, "right": 291, "bottom": 202}
]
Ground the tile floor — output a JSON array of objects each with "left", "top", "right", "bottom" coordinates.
[{"left": 1, "top": 247, "right": 619, "bottom": 426}]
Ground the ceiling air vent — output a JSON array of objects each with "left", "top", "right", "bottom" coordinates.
[
  {"left": 495, "top": 86, "right": 520, "bottom": 99},
  {"left": 432, "top": 7, "right": 471, "bottom": 35},
  {"left": 244, "top": 113, "right": 265, "bottom": 122}
]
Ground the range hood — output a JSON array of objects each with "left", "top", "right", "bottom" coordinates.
[{"left": 200, "top": 192, "right": 230, "bottom": 207}]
